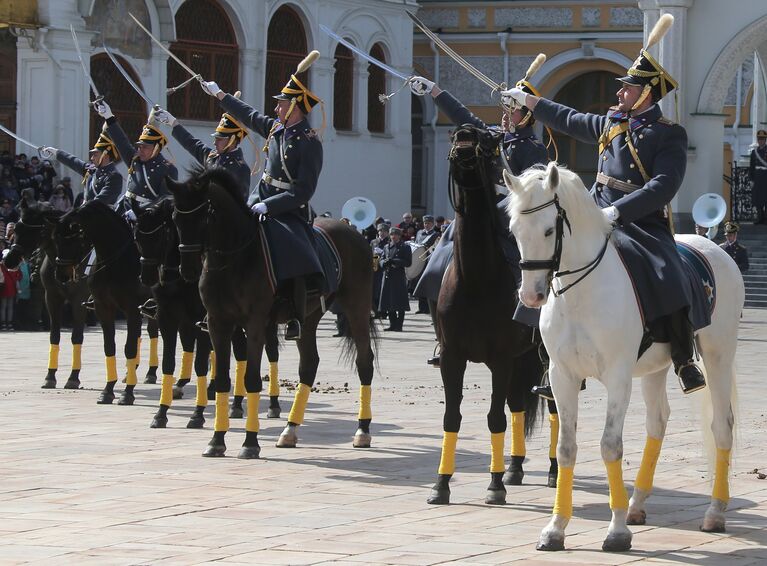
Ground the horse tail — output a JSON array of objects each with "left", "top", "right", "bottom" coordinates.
[
  {"left": 512, "top": 343, "right": 544, "bottom": 437},
  {"left": 339, "top": 314, "right": 381, "bottom": 372}
]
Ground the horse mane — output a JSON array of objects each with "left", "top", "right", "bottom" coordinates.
[{"left": 187, "top": 165, "right": 251, "bottom": 217}]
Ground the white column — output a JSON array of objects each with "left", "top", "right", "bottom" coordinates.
[
  {"left": 753, "top": 51, "right": 762, "bottom": 145},
  {"left": 655, "top": 0, "right": 694, "bottom": 125},
  {"left": 637, "top": 0, "right": 659, "bottom": 56},
  {"left": 355, "top": 61, "right": 370, "bottom": 135}
]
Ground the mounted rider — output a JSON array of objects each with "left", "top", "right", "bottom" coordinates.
[
  {"left": 39, "top": 124, "right": 123, "bottom": 207},
  {"left": 93, "top": 100, "right": 178, "bottom": 220},
  {"left": 503, "top": 15, "right": 708, "bottom": 394},
  {"left": 199, "top": 51, "right": 324, "bottom": 341}
]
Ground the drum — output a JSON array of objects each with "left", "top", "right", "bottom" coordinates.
[{"left": 405, "top": 241, "right": 429, "bottom": 281}]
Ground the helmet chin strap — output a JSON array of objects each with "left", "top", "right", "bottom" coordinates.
[{"left": 630, "top": 84, "right": 652, "bottom": 113}]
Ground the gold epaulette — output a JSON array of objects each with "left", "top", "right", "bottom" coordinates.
[{"left": 657, "top": 117, "right": 675, "bottom": 125}]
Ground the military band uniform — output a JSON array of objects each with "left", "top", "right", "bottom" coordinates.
[
  {"left": 748, "top": 137, "right": 767, "bottom": 222},
  {"left": 171, "top": 124, "right": 250, "bottom": 198},
  {"left": 54, "top": 150, "right": 122, "bottom": 207},
  {"left": 378, "top": 237, "right": 413, "bottom": 331},
  {"left": 720, "top": 239, "right": 749, "bottom": 274},
  {"left": 106, "top": 117, "right": 177, "bottom": 210}
]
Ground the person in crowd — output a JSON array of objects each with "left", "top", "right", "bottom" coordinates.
[
  {"left": 371, "top": 223, "right": 390, "bottom": 319},
  {"left": 720, "top": 221, "right": 749, "bottom": 273},
  {"left": 362, "top": 216, "right": 384, "bottom": 243},
  {"left": 0, "top": 248, "right": 22, "bottom": 330},
  {"left": 398, "top": 212, "right": 417, "bottom": 235},
  {"left": 48, "top": 184, "right": 73, "bottom": 213},
  {"left": 0, "top": 198, "right": 19, "bottom": 223},
  {"left": 749, "top": 129, "right": 767, "bottom": 223},
  {"left": 39, "top": 159, "right": 57, "bottom": 194},
  {"left": 378, "top": 227, "right": 412, "bottom": 332},
  {"left": 14, "top": 256, "right": 31, "bottom": 330},
  {"left": 59, "top": 177, "right": 75, "bottom": 204}
]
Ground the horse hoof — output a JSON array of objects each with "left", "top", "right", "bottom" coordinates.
[
  {"left": 602, "top": 532, "right": 632, "bottom": 552},
  {"left": 117, "top": 391, "right": 135, "bottom": 406},
  {"left": 144, "top": 375, "right": 157, "bottom": 385},
  {"left": 186, "top": 416, "right": 205, "bottom": 429},
  {"left": 700, "top": 518, "right": 726, "bottom": 533},
  {"left": 536, "top": 538, "right": 565, "bottom": 552},
  {"left": 427, "top": 487, "right": 450, "bottom": 505},
  {"left": 267, "top": 407, "right": 281, "bottom": 419},
  {"left": 276, "top": 429, "right": 298, "bottom": 448},
  {"left": 202, "top": 444, "right": 226, "bottom": 457},
  {"left": 96, "top": 391, "right": 115, "bottom": 404},
  {"left": 353, "top": 430, "right": 371, "bottom": 448},
  {"left": 485, "top": 489, "right": 507, "bottom": 505},
  {"left": 237, "top": 446, "right": 261, "bottom": 459},
  {"left": 150, "top": 415, "right": 168, "bottom": 429},
  {"left": 41, "top": 379, "right": 56, "bottom": 389},
  {"left": 63, "top": 378, "right": 81, "bottom": 390},
  {"left": 626, "top": 509, "right": 646, "bottom": 526},
  {"left": 229, "top": 406, "right": 244, "bottom": 419},
  {"left": 172, "top": 387, "right": 184, "bottom": 400},
  {"left": 547, "top": 473, "right": 558, "bottom": 488},
  {"left": 503, "top": 469, "right": 524, "bottom": 486}
]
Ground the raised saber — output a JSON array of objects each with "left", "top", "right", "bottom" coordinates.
[
  {"left": 128, "top": 12, "right": 202, "bottom": 91},
  {"left": 70, "top": 25, "right": 101, "bottom": 102},
  {"left": 0, "top": 124, "right": 43, "bottom": 152},
  {"left": 320, "top": 24, "right": 410, "bottom": 81},
  {"left": 102, "top": 44, "right": 156, "bottom": 109}
]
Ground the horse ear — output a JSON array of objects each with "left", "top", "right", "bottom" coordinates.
[
  {"left": 502, "top": 169, "right": 523, "bottom": 194},
  {"left": 545, "top": 161, "right": 560, "bottom": 192}
]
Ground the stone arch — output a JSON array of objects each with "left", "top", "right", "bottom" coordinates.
[{"left": 697, "top": 14, "right": 767, "bottom": 114}]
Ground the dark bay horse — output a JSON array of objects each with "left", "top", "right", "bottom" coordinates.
[
  {"left": 4, "top": 192, "right": 89, "bottom": 389},
  {"left": 427, "top": 124, "right": 548, "bottom": 506},
  {"left": 54, "top": 199, "right": 157, "bottom": 405},
  {"left": 169, "top": 168, "right": 377, "bottom": 459}
]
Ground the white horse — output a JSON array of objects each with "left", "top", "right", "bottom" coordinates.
[{"left": 503, "top": 163, "right": 742, "bottom": 552}]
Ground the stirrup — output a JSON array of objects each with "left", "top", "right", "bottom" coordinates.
[
  {"left": 140, "top": 299, "right": 158, "bottom": 320},
  {"left": 532, "top": 384, "right": 554, "bottom": 401},
  {"left": 285, "top": 319, "right": 302, "bottom": 341},
  {"left": 82, "top": 297, "right": 96, "bottom": 311},
  {"left": 195, "top": 316, "right": 209, "bottom": 333},
  {"left": 676, "top": 361, "right": 706, "bottom": 394}
]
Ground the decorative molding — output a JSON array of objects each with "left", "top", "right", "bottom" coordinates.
[
  {"left": 609, "top": 6, "right": 643, "bottom": 27},
  {"left": 494, "top": 7, "right": 573, "bottom": 28}
]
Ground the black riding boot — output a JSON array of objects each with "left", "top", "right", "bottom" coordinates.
[
  {"left": 286, "top": 277, "right": 306, "bottom": 341},
  {"left": 669, "top": 310, "right": 706, "bottom": 394}
]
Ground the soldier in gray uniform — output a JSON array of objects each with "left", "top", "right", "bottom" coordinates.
[
  {"left": 200, "top": 64, "right": 324, "bottom": 341},
  {"left": 749, "top": 129, "right": 767, "bottom": 223},
  {"left": 504, "top": 39, "right": 708, "bottom": 394},
  {"left": 39, "top": 124, "right": 122, "bottom": 207},
  {"left": 93, "top": 100, "right": 178, "bottom": 220},
  {"left": 720, "top": 221, "right": 749, "bottom": 274},
  {"left": 152, "top": 105, "right": 251, "bottom": 198}
]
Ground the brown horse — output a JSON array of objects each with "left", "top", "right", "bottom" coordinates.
[
  {"left": 169, "top": 168, "right": 378, "bottom": 459},
  {"left": 428, "top": 124, "right": 547, "bottom": 505}
]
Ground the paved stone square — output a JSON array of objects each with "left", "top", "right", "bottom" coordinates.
[{"left": 0, "top": 307, "right": 765, "bottom": 565}]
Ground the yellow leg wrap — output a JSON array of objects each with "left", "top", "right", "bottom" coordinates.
[
  {"left": 490, "top": 432, "right": 505, "bottom": 473},
  {"left": 48, "top": 344, "right": 60, "bottom": 371},
  {"left": 149, "top": 337, "right": 159, "bottom": 367},
  {"left": 358, "top": 384, "right": 372, "bottom": 420},
  {"left": 268, "top": 361, "right": 279, "bottom": 397},
  {"left": 214, "top": 392, "right": 230, "bottom": 432},
  {"left": 125, "top": 357, "right": 138, "bottom": 386},
  {"left": 605, "top": 458, "right": 629, "bottom": 510},
  {"left": 549, "top": 414, "right": 559, "bottom": 459},
  {"left": 246, "top": 392, "right": 260, "bottom": 432},
  {"left": 105, "top": 356, "right": 118, "bottom": 383},
  {"left": 438, "top": 431, "right": 458, "bottom": 475},
  {"left": 510, "top": 411, "right": 526, "bottom": 457},
  {"left": 208, "top": 351, "right": 216, "bottom": 380},
  {"left": 288, "top": 383, "right": 311, "bottom": 425},
  {"left": 71, "top": 343, "right": 82, "bottom": 371},
  {"left": 195, "top": 376, "right": 208, "bottom": 407},
  {"left": 234, "top": 360, "right": 246, "bottom": 396},
  {"left": 159, "top": 374, "right": 175, "bottom": 406},
  {"left": 634, "top": 436, "right": 663, "bottom": 493},
  {"left": 180, "top": 351, "right": 194, "bottom": 380},
  {"left": 553, "top": 466, "right": 574, "bottom": 519},
  {"left": 712, "top": 448, "right": 731, "bottom": 503}
]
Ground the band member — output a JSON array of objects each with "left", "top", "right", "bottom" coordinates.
[
  {"left": 39, "top": 124, "right": 122, "bottom": 206},
  {"left": 199, "top": 52, "right": 324, "bottom": 340},
  {"left": 749, "top": 129, "right": 767, "bottom": 223},
  {"left": 720, "top": 221, "right": 749, "bottom": 274},
  {"left": 504, "top": 17, "right": 709, "bottom": 393},
  {"left": 93, "top": 100, "right": 178, "bottom": 220},
  {"left": 378, "top": 227, "right": 412, "bottom": 331}
]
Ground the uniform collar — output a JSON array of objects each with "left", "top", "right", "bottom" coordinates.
[
  {"left": 609, "top": 104, "right": 662, "bottom": 130},
  {"left": 505, "top": 124, "right": 535, "bottom": 142},
  {"left": 284, "top": 118, "right": 309, "bottom": 140}
]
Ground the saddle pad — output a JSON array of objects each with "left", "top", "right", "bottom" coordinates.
[
  {"left": 312, "top": 225, "right": 342, "bottom": 296},
  {"left": 676, "top": 241, "right": 716, "bottom": 315}
]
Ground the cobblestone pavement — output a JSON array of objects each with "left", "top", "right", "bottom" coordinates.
[{"left": 0, "top": 306, "right": 765, "bottom": 565}]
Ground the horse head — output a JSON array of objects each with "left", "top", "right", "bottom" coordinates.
[
  {"left": 54, "top": 204, "right": 92, "bottom": 283},
  {"left": 448, "top": 124, "right": 503, "bottom": 204},
  {"left": 134, "top": 198, "right": 176, "bottom": 287},
  {"left": 505, "top": 162, "right": 608, "bottom": 307},
  {"left": 169, "top": 172, "right": 210, "bottom": 282},
  {"left": 4, "top": 189, "right": 57, "bottom": 269}
]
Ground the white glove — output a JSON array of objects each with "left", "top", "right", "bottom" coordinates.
[
  {"left": 251, "top": 202, "right": 267, "bottom": 215},
  {"left": 38, "top": 146, "right": 57, "bottom": 159},
  {"left": 93, "top": 99, "right": 113, "bottom": 119},
  {"left": 409, "top": 76, "right": 435, "bottom": 96},
  {"left": 500, "top": 87, "right": 527, "bottom": 109},
  {"left": 153, "top": 108, "right": 177, "bottom": 127},
  {"left": 601, "top": 205, "right": 619, "bottom": 225},
  {"left": 124, "top": 209, "right": 137, "bottom": 222},
  {"left": 200, "top": 80, "right": 222, "bottom": 97}
]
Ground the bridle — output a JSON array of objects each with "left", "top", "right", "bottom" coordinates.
[
  {"left": 135, "top": 212, "right": 178, "bottom": 283},
  {"left": 8, "top": 218, "right": 45, "bottom": 259},
  {"left": 447, "top": 124, "right": 502, "bottom": 215},
  {"left": 518, "top": 194, "right": 611, "bottom": 297},
  {"left": 55, "top": 219, "right": 131, "bottom": 280}
]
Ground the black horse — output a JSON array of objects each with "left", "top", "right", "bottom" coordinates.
[
  {"left": 4, "top": 191, "right": 89, "bottom": 389},
  {"left": 170, "top": 168, "right": 377, "bottom": 459},
  {"left": 54, "top": 199, "right": 158, "bottom": 405},
  {"left": 427, "top": 124, "right": 550, "bottom": 506}
]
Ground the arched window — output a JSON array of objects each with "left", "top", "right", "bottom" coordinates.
[
  {"left": 551, "top": 70, "right": 619, "bottom": 187},
  {"left": 0, "top": 31, "right": 17, "bottom": 155},
  {"left": 89, "top": 54, "right": 147, "bottom": 147},
  {"left": 265, "top": 6, "right": 307, "bottom": 110},
  {"left": 333, "top": 43, "right": 354, "bottom": 131},
  {"left": 367, "top": 43, "right": 386, "bottom": 133},
  {"left": 411, "top": 94, "right": 425, "bottom": 211},
  {"left": 168, "top": 0, "right": 238, "bottom": 121}
]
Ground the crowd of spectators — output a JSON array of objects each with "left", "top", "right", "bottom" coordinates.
[{"left": 0, "top": 151, "right": 74, "bottom": 213}]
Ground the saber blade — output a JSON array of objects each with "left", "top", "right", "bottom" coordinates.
[
  {"left": 102, "top": 45, "right": 155, "bottom": 107},
  {"left": 129, "top": 13, "right": 200, "bottom": 80},
  {"left": 70, "top": 25, "right": 101, "bottom": 100},
  {"left": 320, "top": 24, "right": 410, "bottom": 81},
  {"left": 0, "top": 124, "right": 42, "bottom": 151}
]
